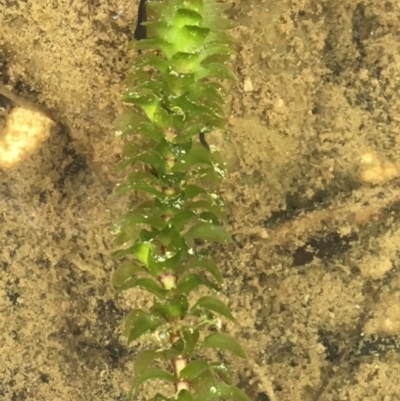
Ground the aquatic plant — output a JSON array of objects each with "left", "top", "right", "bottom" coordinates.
[{"left": 111, "top": 1, "right": 249, "bottom": 400}]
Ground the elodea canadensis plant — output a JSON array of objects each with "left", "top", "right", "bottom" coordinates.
[{"left": 111, "top": 1, "right": 250, "bottom": 400}]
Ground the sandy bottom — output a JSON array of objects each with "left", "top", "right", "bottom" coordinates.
[{"left": 1, "top": 1, "right": 400, "bottom": 400}]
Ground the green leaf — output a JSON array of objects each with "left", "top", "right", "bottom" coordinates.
[
  {"left": 174, "top": 123, "right": 210, "bottom": 143},
  {"left": 123, "top": 91, "right": 173, "bottom": 129},
  {"left": 210, "top": 362, "right": 233, "bottom": 385},
  {"left": 187, "top": 200, "right": 224, "bottom": 219},
  {"left": 182, "top": 327, "right": 200, "bottom": 355},
  {"left": 130, "top": 368, "right": 175, "bottom": 396},
  {"left": 159, "top": 337, "right": 185, "bottom": 360},
  {"left": 167, "top": 71, "right": 196, "bottom": 96},
  {"left": 176, "top": 273, "right": 219, "bottom": 295},
  {"left": 130, "top": 78, "right": 167, "bottom": 98},
  {"left": 191, "top": 370, "right": 219, "bottom": 394},
  {"left": 199, "top": 211, "right": 220, "bottom": 225},
  {"left": 112, "top": 260, "right": 147, "bottom": 290},
  {"left": 158, "top": 170, "right": 186, "bottom": 186},
  {"left": 203, "top": 333, "right": 246, "bottom": 358},
  {"left": 117, "top": 150, "right": 164, "bottom": 173},
  {"left": 200, "top": 44, "right": 234, "bottom": 63},
  {"left": 196, "top": 62, "right": 238, "bottom": 81},
  {"left": 158, "top": 338, "right": 185, "bottom": 360},
  {"left": 171, "top": 52, "right": 201, "bottom": 74},
  {"left": 154, "top": 225, "right": 186, "bottom": 252},
  {"left": 126, "top": 169, "right": 160, "bottom": 184},
  {"left": 113, "top": 226, "right": 139, "bottom": 247},
  {"left": 113, "top": 110, "right": 146, "bottom": 136},
  {"left": 176, "top": 273, "right": 202, "bottom": 295},
  {"left": 184, "top": 185, "right": 209, "bottom": 199},
  {"left": 185, "top": 222, "right": 231, "bottom": 244},
  {"left": 210, "top": 14, "right": 237, "bottom": 31},
  {"left": 111, "top": 245, "right": 137, "bottom": 260},
  {"left": 133, "top": 200, "right": 158, "bottom": 213},
  {"left": 188, "top": 82, "right": 225, "bottom": 102},
  {"left": 139, "top": 228, "right": 157, "bottom": 243},
  {"left": 184, "top": 256, "right": 223, "bottom": 283},
  {"left": 187, "top": 88, "right": 225, "bottom": 117},
  {"left": 127, "top": 169, "right": 162, "bottom": 188},
  {"left": 114, "top": 180, "right": 158, "bottom": 197},
  {"left": 127, "top": 313, "right": 164, "bottom": 343},
  {"left": 137, "top": 121, "right": 165, "bottom": 142},
  {"left": 112, "top": 209, "right": 165, "bottom": 234},
  {"left": 111, "top": 245, "right": 140, "bottom": 263},
  {"left": 169, "top": 210, "right": 197, "bottom": 231},
  {"left": 134, "top": 242, "right": 154, "bottom": 265},
  {"left": 123, "top": 309, "right": 145, "bottom": 337},
  {"left": 206, "top": 27, "right": 235, "bottom": 46},
  {"left": 134, "top": 349, "right": 158, "bottom": 376},
  {"left": 150, "top": 393, "right": 172, "bottom": 401},
  {"left": 210, "top": 152, "right": 227, "bottom": 180},
  {"left": 123, "top": 68, "right": 152, "bottom": 89},
  {"left": 133, "top": 37, "right": 176, "bottom": 60},
  {"left": 147, "top": 1, "right": 173, "bottom": 24},
  {"left": 180, "top": 360, "right": 210, "bottom": 381},
  {"left": 174, "top": 143, "right": 214, "bottom": 171},
  {"left": 205, "top": 1, "right": 231, "bottom": 15},
  {"left": 120, "top": 140, "right": 140, "bottom": 159},
  {"left": 179, "top": 115, "right": 224, "bottom": 140},
  {"left": 135, "top": 53, "right": 169, "bottom": 74},
  {"left": 173, "top": 94, "right": 222, "bottom": 121},
  {"left": 192, "top": 166, "right": 221, "bottom": 185},
  {"left": 175, "top": 26, "right": 210, "bottom": 53},
  {"left": 168, "top": 98, "right": 199, "bottom": 123},
  {"left": 176, "top": 390, "right": 194, "bottom": 401},
  {"left": 193, "top": 383, "right": 251, "bottom": 401},
  {"left": 119, "top": 277, "right": 167, "bottom": 298},
  {"left": 147, "top": 250, "right": 182, "bottom": 276},
  {"left": 176, "top": 0, "right": 203, "bottom": 11},
  {"left": 151, "top": 294, "right": 189, "bottom": 320},
  {"left": 122, "top": 92, "right": 158, "bottom": 115},
  {"left": 191, "top": 296, "right": 235, "bottom": 322},
  {"left": 172, "top": 7, "right": 203, "bottom": 28},
  {"left": 112, "top": 242, "right": 153, "bottom": 265}
]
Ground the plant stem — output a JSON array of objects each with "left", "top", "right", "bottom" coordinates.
[
  {"left": 112, "top": 2, "right": 251, "bottom": 400},
  {"left": 159, "top": 273, "right": 190, "bottom": 394}
]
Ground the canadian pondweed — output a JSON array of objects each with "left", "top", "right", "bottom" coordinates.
[{"left": 111, "top": 1, "right": 250, "bottom": 400}]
